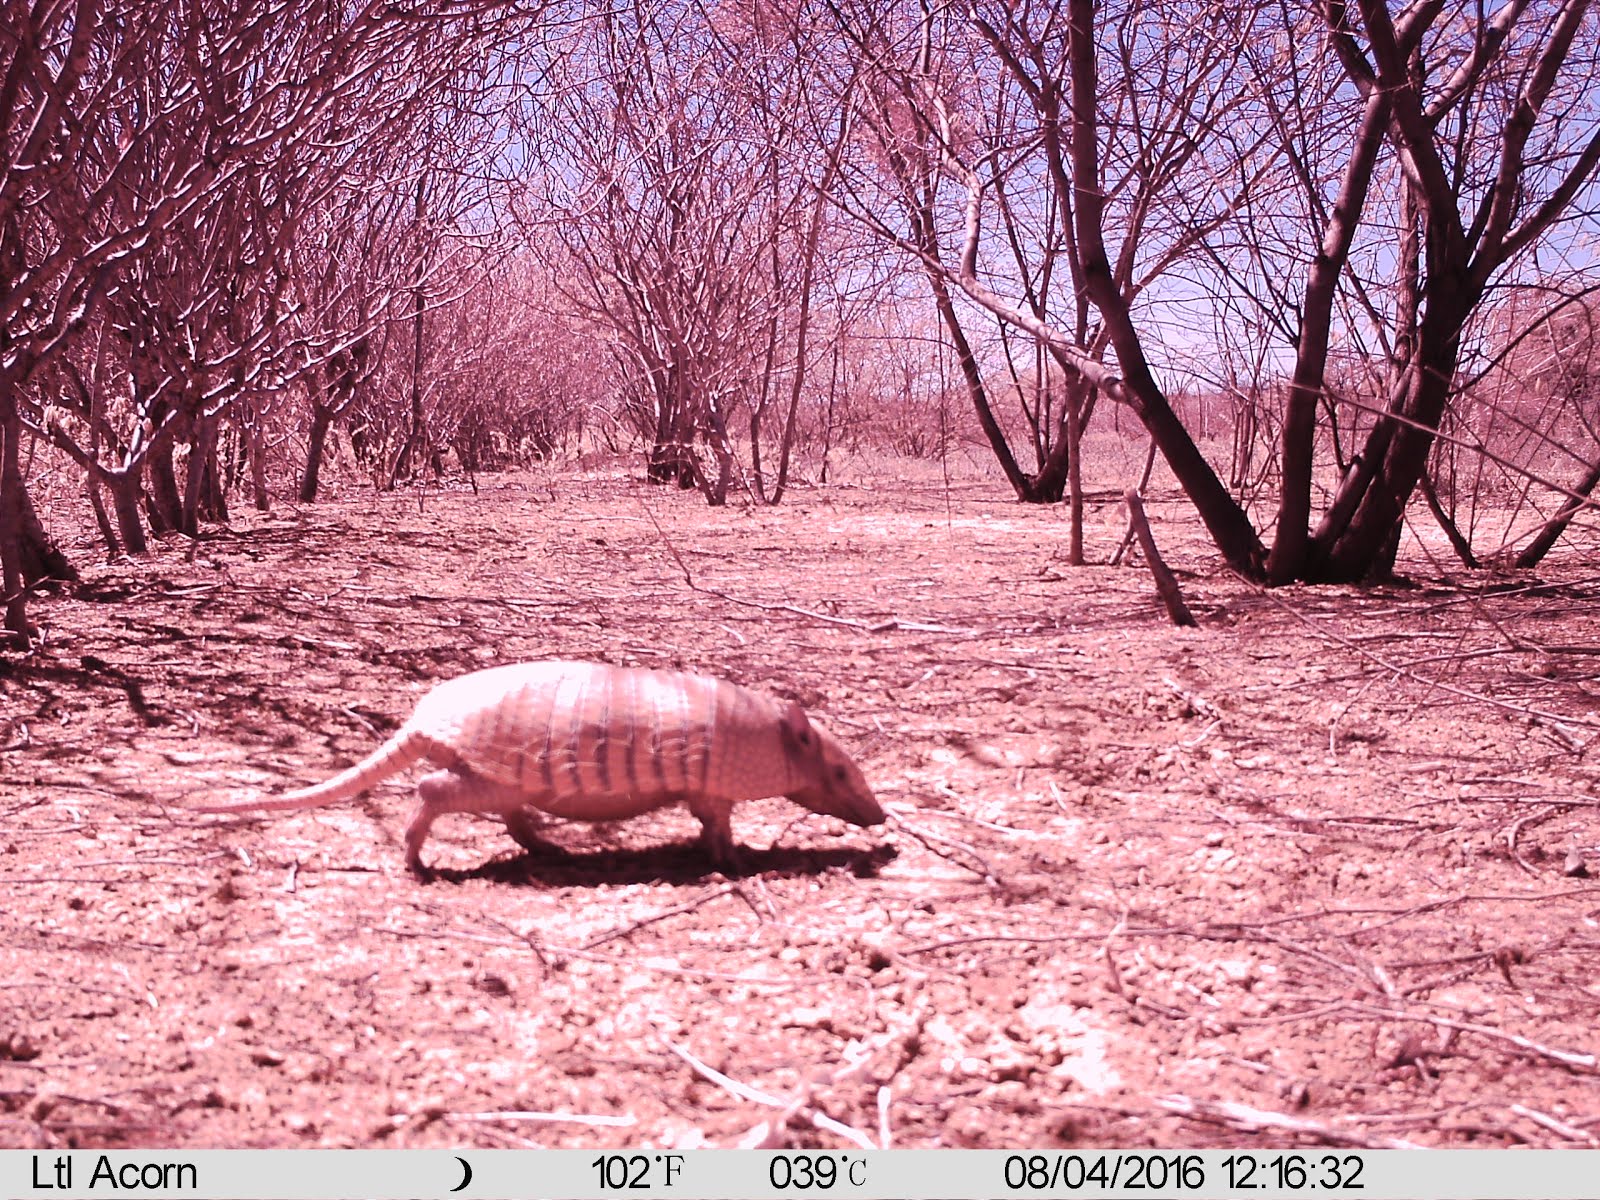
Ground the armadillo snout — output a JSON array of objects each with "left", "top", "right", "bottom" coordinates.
[
  {"left": 787, "top": 730, "right": 882, "bottom": 827},
  {"left": 774, "top": 703, "right": 880, "bottom": 826},
  {"left": 790, "top": 781, "right": 882, "bottom": 826}
]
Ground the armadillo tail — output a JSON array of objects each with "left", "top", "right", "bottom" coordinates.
[{"left": 198, "top": 726, "right": 433, "bottom": 814}]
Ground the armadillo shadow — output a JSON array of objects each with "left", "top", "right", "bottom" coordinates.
[{"left": 429, "top": 840, "right": 897, "bottom": 888}]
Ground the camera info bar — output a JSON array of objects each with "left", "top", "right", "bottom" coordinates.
[{"left": 5, "top": 1149, "right": 1600, "bottom": 1199}]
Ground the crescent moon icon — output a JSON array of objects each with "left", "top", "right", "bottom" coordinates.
[{"left": 451, "top": 1156, "right": 473, "bottom": 1193}]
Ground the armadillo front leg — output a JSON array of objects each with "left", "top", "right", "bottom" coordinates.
[{"left": 688, "top": 794, "right": 740, "bottom": 871}]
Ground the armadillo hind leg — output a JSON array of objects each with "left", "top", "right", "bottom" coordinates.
[
  {"left": 503, "top": 801, "right": 739, "bottom": 868},
  {"left": 407, "top": 768, "right": 527, "bottom": 878},
  {"left": 503, "top": 807, "right": 557, "bottom": 855},
  {"left": 687, "top": 794, "right": 741, "bottom": 871}
]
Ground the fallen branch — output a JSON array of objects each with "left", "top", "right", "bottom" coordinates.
[
  {"left": 1110, "top": 441, "right": 1161, "bottom": 567},
  {"left": 1123, "top": 490, "right": 1196, "bottom": 627},
  {"left": 1245, "top": 580, "right": 1600, "bottom": 730}
]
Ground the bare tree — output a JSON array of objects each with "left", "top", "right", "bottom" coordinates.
[
  {"left": 415, "top": 258, "right": 599, "bottom": 472},
  {"left": 815, "top": 0, "right": 1275, "bottom": 571},
  {"left": 812, "top": 0, "right": 1600, "bottom": 582},
  {"left": 1409, "top": 281, "right": 1600, "bottom": 569},
  {"left": 529, "top": 0, "right": 845, "bottom": 504},
  {"left": 1286, "top": 1, "right": 1600, "bottom": 579},
  {"left": 1, "top": 0, "right": 532, "bottom": 643}
]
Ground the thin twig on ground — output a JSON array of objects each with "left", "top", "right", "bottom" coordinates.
[
  {"left": 1156, "top": 1094, "right": 1425, "bottom": 1149},
  {"left": 638, "top": 498, "right": 978, "bottom": 636},
  {"left": 445, "top": 1109, "right": 638, "bottom": 1128},
  {"left": 659, "top": 1034, "right": 877, "bottom": 1150},
  {"left": 583, "top": 884, "right": 742, "bottom": 950},
  {"left": 1244, "top": 579, "right": 1600, "bottom": 730},
  {"left": 891, "top": 817, "right": 1000, "bottom": 884},
  {"left": 1336, "top": 1003, "right": 1598, "bottom": 1072}
]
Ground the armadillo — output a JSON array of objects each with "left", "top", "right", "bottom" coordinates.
[{"left": 196, "top": 660, "right": 882, "bottom": 876}]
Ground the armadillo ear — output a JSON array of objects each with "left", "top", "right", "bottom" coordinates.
[{"left": 778, "top": 702, "right": 819, "bottom": 756}]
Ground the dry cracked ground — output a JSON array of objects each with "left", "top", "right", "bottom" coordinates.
[{"left": 4, "top": 461, "right": 1600, "bottom": 1150}]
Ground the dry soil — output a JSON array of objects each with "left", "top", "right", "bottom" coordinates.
[{"left": 5, "top": 465, "right": 1600, "bottom": 1150}]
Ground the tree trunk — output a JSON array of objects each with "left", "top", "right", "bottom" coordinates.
[
  {"left": 1065, "top": 382, "right": 1084, "bottom": 565},
  {"left": 301, "top": 402, "right": 334, "bottom": 503},
  {"left": 1267, "top": 89, "right": 1391, "bottom": 583},
  {"left": 1065, "top": 0, "right": 1264, "bottom": 576},
  {"left": 696, "top": 396, "right": 734, "bottom": 506},
  {"left": 108, "top": 468, "right": 148, "bottom": 556},
  {"left": 390, "top": 176, "right": 429, "bottom": 490},
  {"left": 0, "top": 392, "right": 33, "bottom": 645},
  {"left": 1229, "top": 389, "right": 1258, "bottom": 491},
  {"left": 232, "top": 394, "right": 269, "bottom": 512},
  {"left": 923, "top": 261, "right": 1036, "bottom": 501},
  {"left": 86, "top": 471, "right": 120, "bottom": 558},
  {"left": 1514, "top": 454, "right": 1600, "bottom": 569},
  {"left": 646, "top": 371, "right": 691, "bottom": 485},
  {"left": 0, "top": 390, "right": 77, "bottom": 646},
  {"left": 181, "top": 414, "right": 222, "bottom": 536},
  {"left": 1310, "top": 288, "right": 1468, "bottom": 581},
  {"left": 248, "top": 419, "right": 269, "bottom": 512},
  {"left": 146, "top": 439, "right": 184, "bottom": 535},
  {"left": 817, "top": 341, "right": 840, "bottom": 485},
  {"left": 651, "top": 374, "right": 701, "bottom": 489}
]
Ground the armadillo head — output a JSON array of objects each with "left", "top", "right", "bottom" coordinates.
[{"left": 778, "top": 702, "right": 883, "bottom": 827}]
